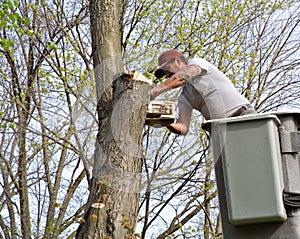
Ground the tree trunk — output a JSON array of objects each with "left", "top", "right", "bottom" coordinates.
[
  {"left": 17, "top": 113, "right": 31, "bottom": 239},
  {"left": 76, "top": 75, "right": 149, "bottom": 239},
  {"left": 76, "top": 0, "right": 150, "bottom": 238},
  {"left": 204, "top": 157, "right": 213, "bottom": 239}
]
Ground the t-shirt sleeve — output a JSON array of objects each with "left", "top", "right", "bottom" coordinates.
[
  {"left": 178, "top": 93, "right": 193, "bottom": 113},
  {"left": 188, "top": 58, "right": 211, "bottom": 72}
]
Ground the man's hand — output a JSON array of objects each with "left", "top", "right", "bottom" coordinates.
[
  {"left": 149, "top": 74, "right": 186, "bottom": 100},
  {"left": 166, "top": 108, "right": 192, "bottom": 135},
  {"left": 166, "top": 123, "right": 189, "bottom": 135}
]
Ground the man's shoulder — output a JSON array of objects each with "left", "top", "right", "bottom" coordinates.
[
  {"left": 188, "top": 57, "right": 209, "bottom": 62},
  {"left": 188, "top": 58, "right": 213, "bottom": 70}
]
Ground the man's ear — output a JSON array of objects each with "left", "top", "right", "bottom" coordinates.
[{"left": 175, "top": 57, "right": 181, "bottom": 66}]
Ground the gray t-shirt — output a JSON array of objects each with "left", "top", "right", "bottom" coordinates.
[{"left": 178, "top": 58, "right": 249, "bottom": 120}]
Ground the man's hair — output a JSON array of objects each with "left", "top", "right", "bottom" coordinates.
[
  {"left": 168, "top": 56, "right": 188, "bottom": 65},
  {"left": 179, "top": 56, "right": 188, "bottom": 64}
]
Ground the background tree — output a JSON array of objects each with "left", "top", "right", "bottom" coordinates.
[
  {"left": 0, "top": 0, "right": 299, "bottom": 238},
  {"left": 0, "top": 0, "right": 93, "bottom": 238}
]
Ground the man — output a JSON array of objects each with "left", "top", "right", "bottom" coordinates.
[{"left": 150, "top": 49, "right": 256, "bottom": 135}]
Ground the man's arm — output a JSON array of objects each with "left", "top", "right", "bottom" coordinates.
[
  {"left": 150, "top": 73, "right": 186, "bottom": 100},
  {"left": 166, "top": 108, "right": 192, "bottom": 135},
  {"left": 150, "top": 64, "right": 201, "bottom": 100},
  {"left": 177, "top": 64, "right": 202, "bottom": 82}
]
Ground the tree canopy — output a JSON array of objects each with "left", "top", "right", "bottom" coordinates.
[{"left": 0, "top": 0, "right": 299, "bottom": 238}]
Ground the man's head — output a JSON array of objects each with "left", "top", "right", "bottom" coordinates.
[{"left": 155, "top": 49, "right": 188, "bottom": 78}]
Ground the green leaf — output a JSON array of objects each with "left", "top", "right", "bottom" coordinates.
[
  {"left": 29, "top": 4, "right": 38, "bottom": 11},
  {"left": 47, "top": 41, "right": 58, "bottom": 51},
  {"left": 7, "top": 0, "right": 14, "bottom": 10},
  {"left": 13, "top": 0, "right": 19, "bottom": 7},
  {"left": 9, "top": 122, "right": 15, "bottom": 129},
  {"left": 22, "top": 17, "right": 30, "bottom": 26},
  {"left": 18, "top": 29, "right": 24, "bottom": 36},
  {"left": 27, "top": 30, "right": 34, "bottom": 37},
  {"left": 9, "top": 13, "right": 19, "bottom": 22}
]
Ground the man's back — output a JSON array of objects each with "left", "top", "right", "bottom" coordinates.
[{"left": 178, "top": 58, "right": 250, "bottom": 120}]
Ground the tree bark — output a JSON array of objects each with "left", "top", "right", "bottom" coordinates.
[
  {"left": 76, "top": 0, "right": 150, "bottom": 238},
  {"left": 76, "top": 74, "right": 149, "bottom": 239}
]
